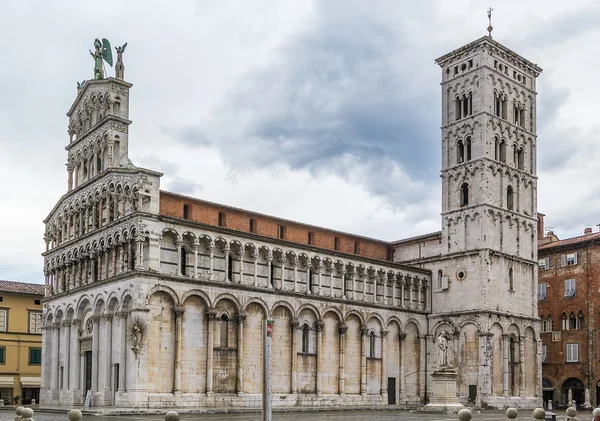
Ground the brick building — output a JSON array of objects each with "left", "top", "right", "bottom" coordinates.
[{"left": 538, "top": 215, "right": 600, "bottom": 407}]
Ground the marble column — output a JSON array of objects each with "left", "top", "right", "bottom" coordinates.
[
  {"left": 193, "top": 242, "right": 199, "bottom": 279},
  {"left": 317, "top": 263, "right": 323, "bottom": 296},
  {"left": 316, "top": 320, "right": 324, "bottom": 396},
  {"left": 399, "top": 333, "right": 406, "bottom": 401},
  {"left": 360, "top": 326, "right": 368, "bottom": 395},
  {"left": 363, "top": 274, "right": 367, "bottom": 301},
  {"left": 103, "top": 314, "right": 113, "bottom": 395},
  {"left": 293, "top": 258, "right": 298, "bottom": 292},
  {"left": 279, "top": 259, "right": 286, "bottom": 290},
  {"left": 339, "top": 325, "right": 347, "bottom": 395},
  {"left": 62, "top": 321, "right": 71, "bottom": 389},
  {"left": 174, "top": 307, "right": 184, "bottom": 392},
  {"left": 51, "top": 323, "right": 60, "bottom": 390},
  {"left": 176, "top": 240, "right": 183, "bottom": 276},
  {"left": 118, "top": 311, "right": 127, "bottom": 392},
  {"left": 266, "top": 257, "right": 273, "bottom": 289},
  {"left": 135, "top": 237, "right": 144, "bottom": 270},
  {"left": 209, "top": 245, "right": 214, "bottom": 279},
  {"left": 351, "top": 272, "right": 356, "bottom": 300},
  {"left": 392, "top": 277, "right": 397, "bottom": 306},
  {"left": 400, "top": 280, "right": 406, "bottom": 308},
  {"left": 330, "top": 267, "right": 335, "bottom": 298},
  {"left": 502, "top": 334, "right": 509, "bottom": 396},
  {"left": 381, "top": 330, "right": 388, "bottom": 397},
  {"left": 91, "top": 316, "right": 100, "bottom": 392},
  {"left": 519, "top": 336, "right": 525, "bottom": 397},
  {"left": 111, "top": 246, "right": 117, "bottom": 278},
  {"left": 224, "top": 246, "right": 230, "bottom": 282},
  {"left": 206, "top": 310, "right": 216, "bottom": 395},
  {"left": 236, "top": 314, "right": 246, "bottom": 394},
  {"left": 238, "top": 252, "right": 244, "bottom": 284},
  {"left": 253, "top": 254, "right": 258, "bottom": 287},
  {"left": 291, "top": 319, "right": 299, "bottom": 393}
]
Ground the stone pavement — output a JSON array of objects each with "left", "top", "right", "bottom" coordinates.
[{"left": 0, "top": 409, "right": 582, "bottom": 421}]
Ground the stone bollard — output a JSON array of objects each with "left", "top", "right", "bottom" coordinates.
[
  {"left": 165, "top": 411, "right": 179, "bottom": 421},
  {"left": 31, "top": 399, "right": 35, "bottom": 405},
  {"left": 0, "top": 399, "right": 4, "bottom": 406},
  {"left": 14, "top": 406, "right": 24, "bottom": 421},
  {"left": 506, "top": 407, "right": 518, "bottom": 421},
  {"left": 533, "top": 408, "right": 545, "bottom": 421},
  {"left": 68, "top": 409, "right": 83, "bottom": 421},
  {"left": 458, "top": 408, "right": 472, "bottom": 421},
  {"left": 20, "top": 408, "right": 33, "bottom": 421},
  {"left": 565, "top": 406, "right": 577, "bottom": 421},
  {"left": 593, "top": 408, "right": 600, "bottom": 418}
]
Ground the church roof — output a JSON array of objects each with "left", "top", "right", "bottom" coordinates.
[{"left": 0, "top": 280, "right": 45, "bottom": 296}]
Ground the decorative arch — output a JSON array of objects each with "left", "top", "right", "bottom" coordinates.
[
  {"left": 146, "top": 284, "right": 180, "bottom": 307},
  {"left": 181, "top": 289, "right": 211, "bottom": 308},
  {"left": 241, "top": 297, "right": 268, "bottom": 316}
]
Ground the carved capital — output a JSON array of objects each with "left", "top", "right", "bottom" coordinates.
[
  {"left": 61, "top": 320, "right": 71, "bottom": 328},
  {"left": 399, "top": 333, "right": 407, "bottom": 340},
  {"left": 360, "top": 326, "right": 369, "bottom": 336},
  {"left": 206, "top": 309, "right": 218, "bottom": 321},
  {"left": 291, "top": 318, "right": 300, "bottom": 329},
  {"left": 338, "top": 324, "right": 348, "bottom": 335},
  {"left": 173, "top": 307, "right": 185, "bottom": 318},
  {"left": 236, "top": 314, "right": 247, "bottom": 324},
  {"left": 381, "top": 329, "right": 389, "bottom": 338},
  {"left": 315, "top": 320, "right": 324, "bottom": 332}
]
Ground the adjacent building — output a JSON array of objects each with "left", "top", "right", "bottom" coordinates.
[
  {"left": 40, "top": 30, "right": 544, "bottom": 409},
  {"left": 538, "top": 217, "right": 600, "bottom": 407},
  {"left": 0, "top": 281, "right": 45, "bottom": 405}
]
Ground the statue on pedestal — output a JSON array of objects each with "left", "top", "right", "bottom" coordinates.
[
  {"left": 437, "top": 330, "right": 452, "bottom": 369},
  {"left": 89, "top": 38, "right": 113, "bottom": 80}
]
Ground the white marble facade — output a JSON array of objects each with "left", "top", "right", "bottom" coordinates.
[{"left": 41, "top": 34, "right": 544, "bottom": 409}]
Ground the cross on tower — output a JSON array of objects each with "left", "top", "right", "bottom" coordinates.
[{"left": 487, "top": 7, "right": 494, "bottom": 38}]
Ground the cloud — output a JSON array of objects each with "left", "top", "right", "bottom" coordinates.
[{"left": 170, "top": 0, "right": 440, "bottom": 198}]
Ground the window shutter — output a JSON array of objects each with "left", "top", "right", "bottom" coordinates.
[
  {"left": 441, "top": 276, "right": 449, "bottom": 290},
  {"left": 561, "top": 254, "right": 566, "bottom": 267},
  {"left": 574, "top": 252, "right": 578, "bottom": 265},
  {"left": 574, "top": 344, "right": 579, "bottom": 361},
  {"left": 566, "top": 344, "right": 572, "bottom": 362},
  {"left": 542, "top": 345, "right": 548, "bottom": 363}
]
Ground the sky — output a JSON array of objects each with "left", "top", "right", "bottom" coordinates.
[{"left": 2, "top": 0, "right": 600, "bottom": 284}]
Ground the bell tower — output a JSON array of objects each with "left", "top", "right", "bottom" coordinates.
[{"left": 434, "top": 35, "right": 542, "bottom": 314}]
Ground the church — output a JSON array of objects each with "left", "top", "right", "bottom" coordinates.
[{"left": 40, "top": 30, "right": 543, "bottom": 410}]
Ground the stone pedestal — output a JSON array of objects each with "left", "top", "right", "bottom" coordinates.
[{"left": 423, "top": 368, "right": 465, "bottom": 413}]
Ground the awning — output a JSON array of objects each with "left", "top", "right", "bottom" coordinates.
[
  {"left": 20, "top": 377, "right": 41, "bottom": 387},
  {"left": 0, "top": 376, "right": 14, "bottom": 388}
]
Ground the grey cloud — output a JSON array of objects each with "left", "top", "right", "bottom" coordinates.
[
  {"left": 170, "top": 0, "right": 440, "bottom": 199},
  {"left": 165, "top": 176, "right": 203, "bottom": 196},
  {"left": 160, "top": 125, "right": 212, "bottom": 147}
]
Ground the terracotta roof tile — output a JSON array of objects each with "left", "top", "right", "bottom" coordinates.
[
  {"left": 539, "top": 232, "right": 600, "bottom": 251},
  {"left": 0, "top": 280, "right": 45, "bottom": 296}
]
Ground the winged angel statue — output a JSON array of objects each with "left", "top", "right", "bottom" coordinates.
[{"left": 89, "top": 38, "right": 113, "bottom": 80}]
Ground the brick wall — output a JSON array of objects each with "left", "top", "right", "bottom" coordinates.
[
  {"left": 538, "top": 235, "right": 600, "bottom": 405},
  {"left": 160, "top": 191, "right": 389, "bottom": 260}
]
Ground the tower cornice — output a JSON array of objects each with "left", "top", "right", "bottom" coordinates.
[
  {"left": 65, "top": 115, "right": 131, "bottom": 151},
  {"left": 435, "top": 36, "right": 543, "bottom": 76}
]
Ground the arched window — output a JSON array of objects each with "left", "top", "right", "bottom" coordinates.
[
  {"left": 569, "top": 312, "right": 577, "bottom": 330},
  {"left": 507, "top": 186, "right": 514, "bottom": 210},
  {"left": 561, "top": 313, "right": 568, "bottom": 330},
  {"left": 460, "top": 183, "right": 469, "bottom": 207},
  {"left": 500, "top": 140, "right": 507, "bottom": 163},
  {"left": 457, "top": 140, "right": 465, "bottom": 164},
  {"left": 517, "top": 147, "right": 524, "bottom": 170},
  {"left": 180, "top": 247, "right": 187, "bottom": 276},
  {"left": 307, "top": 267, "right": 313, "bottom": 293},
  {"left": 577, "top": 311, "right": 584, "bottom": 329},
  {"left": 220, "top": 314, "right": 229, "bottom": 348},
  {"left": 369, "top": 331, "right": 376, "bottom": 358},
  {"left": 508, "top": 267, "right": 514, "bottom": 291},
  {"left": 512, "top": 144, "right": 518, "bottom": 166},
  {"left": 301, "top": 324, "right": 310, "bottom": 353},
  {"left": 438, "top": 270, "right": 443, "bottom": 289},
  {"left": 465, "top": 137, "right": 472, "bottom": 161}
]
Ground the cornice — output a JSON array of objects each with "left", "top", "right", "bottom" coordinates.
[
  {"left": 67, "top": 77, "right": 133, "bottom": 117},
  {"left": 65, "top": 115, "right": 131, "bottom": 151}
]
